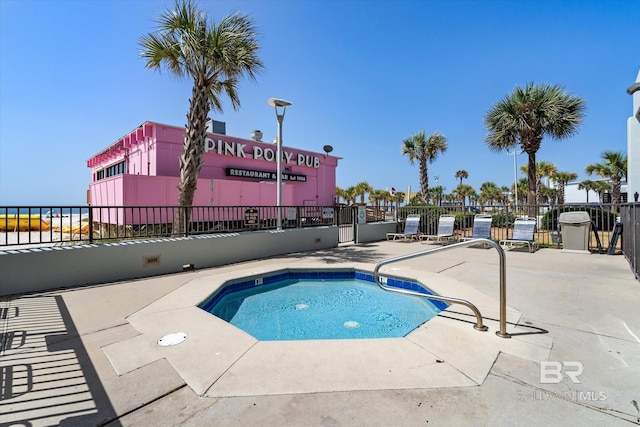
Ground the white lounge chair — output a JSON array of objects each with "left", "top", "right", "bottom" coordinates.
[
  {"left": 386, "top": 214, "right": 421, "bottom": 241},
  {"left": 499, "top": 218, "right": 539, "bottom": 252},
  {"left": 420, "top": 215, "right": 458, "bottom": 244},
  {"left": 461, "top": 215, "right": 492, "bottom": 247}
]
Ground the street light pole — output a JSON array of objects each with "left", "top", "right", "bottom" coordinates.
[{"left": 268, "top": 98, "right": 292, "bottom": 230}]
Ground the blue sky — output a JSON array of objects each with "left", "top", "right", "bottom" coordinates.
[{"left": 1, "top": 0, "right": 638, "bottom": 205}]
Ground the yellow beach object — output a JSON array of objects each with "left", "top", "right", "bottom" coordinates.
[
  {"left": 0, "top": 214, "right": 51, "bottom": 232},
  {"left": 61, "top": 218, "right": 91, "bottom": 234}
]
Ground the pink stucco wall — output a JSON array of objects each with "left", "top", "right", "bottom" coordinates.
[{"left": 87, "top": 122, "right": 339, "bottom": 207}]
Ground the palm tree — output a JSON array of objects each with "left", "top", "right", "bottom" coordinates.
[
  {"left": 344, "top": 186, "right": 357, "bottom": 205},
  {"left": 335, "top": 186, "right": 347, "bottom": 205},
  {"left": 455, "top": 169, "right": 469, "bottom": 186},
  {"left": 500, "top": 186, "right": 511, "bottom": 206},
  {"left": 536, "top": 161, "right": 557, "bottom": 204},
  {"left": 479, "top": 182, "right": 501, "bottom": 207},
  {"left": 391, "top": 191, "right": 405, "bottom": 211},
  {"left": 577, "top": 180, "right": 596, "bottom": 204},
  {"left": 140, "top": 0, "right": 263, "bottom": 231},
  {"left": 354, "top": 181, "right": 372, "bottom": 205},
  {"left": 586, "top": 151, "right": 627, "bottom": 212},
  {"left": 553, "top": 171, "right": 578, "bottom": 206},
  {"left": 484, "top": 83, "right": 586, "bottom": 217},
  {"left": 520, "top": 161, "right": 557, "bottom": 206},
  {"left": 592, "top": 180, "right": 613, "bottom": 206},
  {"left": 454, "top": 184, "right": 476, "bottom": 207},
  {"left": 401, "top": 131, "right": 448, "bottom": 203},
  {"left": 429, "top": 185, "right": 445, "bottom": 206},
  {"left": 513, "top": 178, "right": 529, "bottom": 205}
]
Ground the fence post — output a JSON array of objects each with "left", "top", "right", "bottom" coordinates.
[{"left": 88, "top": 208, "right": 94, "bottom": 244}]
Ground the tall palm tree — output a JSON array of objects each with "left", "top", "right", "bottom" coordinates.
[
  {"left": 484, "top": 83, "right": 585, "bottom": 217},
  {"left": 455, "top": 169, "right": 469, "bottom": 186},
  {"left": 592, "top": 180, "right": 613, "bottom": 207},
  {"left": 335, "top": 186, "right": 347, "bottom": 205},
  {"left": 586, "top": 151, "right": 627, "bottom": 212},
  {"left": 354, "top": 181, "right": 373, "bottom": 205},
  {"left": 454, "top": 184, "right": 476, "bottom": 206},
  {"left": 368, "top": 189, "right": 384, "bottom": 209},
  {"left": 553, "top": 171, "right": 578, "bottom": 206},
  {"left": 344, "top": 186, "right": 357, "bottom": 205},
  {"left": 520, "top": 161, "right": 557, "bottom": 206},
  {"left": 392, "top": 191, "right": 405, "bottom": 210},
  {"left": 401, "top": 131, "right": 448, "bottom": 203},
  {"left": 140, "top": 0, "right": 263, "bottom": 231},
  {"left": 536, "top": 161, "right": 557, "bottom": 205},
  {"left": 479, "top": 181, "right": 501, "bottom": 207},
  {"left": 577, "top": 180, "right": 596, "bottom": 204},
  {"left": 500, "top": 186, "right": 510, "bottom": 206},
  {"left": 513, "top": 178, "right": 529, "bottom": 205},
  {"left": 429, "top": 185, "right": 445, "bottom": 206}
]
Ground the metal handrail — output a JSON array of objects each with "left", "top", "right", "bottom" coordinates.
[{"left": 374, "top": 238, "right": 510, "bottom": 338}]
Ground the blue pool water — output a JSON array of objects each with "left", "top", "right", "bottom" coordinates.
[{"left": 199, "top": 270, "right": 446, "bottom": 341}]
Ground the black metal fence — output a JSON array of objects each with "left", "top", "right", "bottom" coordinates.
[
  {"left": 620, "top": 204, "right": 639, "bottom": 280},
  {"left": 0, "top": 205, "right": 338, "bottom": 248},
  {"left": 0, "top": 203, "right": 629, "bottom": 258},
  {"left": 396, "top": 203, "right": 622, "bottom": 252}
]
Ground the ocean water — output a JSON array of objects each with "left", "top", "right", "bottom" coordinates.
[{"left": 2, "top": 207, "right": 89, "bottom": 216}]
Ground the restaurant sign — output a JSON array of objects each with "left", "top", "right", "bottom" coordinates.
[
  {"left": 206, "top": 138, "right": 320, "bottom": 168},
  {"left": 225, "top": 167, "right": 307, "bottom": 182}
]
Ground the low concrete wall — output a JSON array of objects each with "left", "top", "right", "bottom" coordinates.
[
  {"left": 356, "top": 221, "right": 397, "bottom": 243},
  {"left": 0, "top": 227, "right": 338, "bottom": 296}
]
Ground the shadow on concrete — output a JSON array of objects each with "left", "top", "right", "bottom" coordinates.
[{"left": 0, "top": 295, "right": 121, "bottom": 427}]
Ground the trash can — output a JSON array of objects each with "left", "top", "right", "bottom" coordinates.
[{"left": 558, "top": 211, "right": 591, "bottom": 254}]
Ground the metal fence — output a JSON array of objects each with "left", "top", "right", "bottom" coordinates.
[
  {"left": 0, "top": 205, "right": 338, "bottom": 248},
  {"left": 396, "top": 203, "right": 622, "bottom": 252},
  {"left": 0, "top": 204, "right": 628, "bottom": 257},
  {"left": 620, "top": 203, "right": 639, "bottom": 280}
]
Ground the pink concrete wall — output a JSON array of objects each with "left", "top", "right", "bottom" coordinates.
[{"left": 88, "top": 122, "right": 338, "bottom": 207}]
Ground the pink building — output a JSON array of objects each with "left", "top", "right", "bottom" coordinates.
[{"left": 87, "top": 121, "right": 340, "bottom": 207}]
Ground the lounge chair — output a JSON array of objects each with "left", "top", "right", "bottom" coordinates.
[
  {"left": 499, "top": 218, "right": 539, "bottom": 252},
  {"left": 420, "top": 215, "right": 458, "bottom": 244},
  {"left": 386, "top": 214, "right": 421, "bottom": 241},
  {"left": 461, "top": 215, "right": 492, "bottom": 247}
]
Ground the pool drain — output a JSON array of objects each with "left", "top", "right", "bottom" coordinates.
[
  {"left": 295, "top": 303, "right": 309, "bottom": 310},
  {"left": 158, "top": 332, "right": 188, "bottom": 347},
  {"left": 344, "top": 321, "right": 360, "bottom": 329}
]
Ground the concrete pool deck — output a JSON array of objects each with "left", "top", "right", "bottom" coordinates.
[{"left": 1, "top": 241, "right": 639, "bottom": 425}]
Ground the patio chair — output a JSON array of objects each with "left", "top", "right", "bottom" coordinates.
[
  {"left": 499, "top": 218, "right": 539, "bottom": 252},
  {"left": 461, "top": 215, "right": 492, "bottom": 247},
  {"left": 386, "top": 214, "right": 421, "bottom": 241},
  {"left": 420, "top": 215, "right": 458, "bottom": 244}
]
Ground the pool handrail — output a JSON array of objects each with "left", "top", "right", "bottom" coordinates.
[{"left": 374, "top": 238, "right": 510, "bottom": 338}]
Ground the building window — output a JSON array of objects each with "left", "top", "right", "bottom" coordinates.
[
  {"left": 96, "top": 160, "right": 126, "bottom": 181},
  {"left": 106, "top": 161, "right": 126, "bottom": 178}
]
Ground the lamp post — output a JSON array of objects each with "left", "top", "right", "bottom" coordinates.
[{"left": 268, "top": 98, "right": 293, "bottom": 230}]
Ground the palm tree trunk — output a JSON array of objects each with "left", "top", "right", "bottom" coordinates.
[
  {"left": 419, "top": 159, "right": 428, "bottom": 203},
  {"left": 175, "top": 79, "right": 210, "bottom": 234},
  {"left": 526, "top": 152, "right": 537, "bottom": 218},
  {"left": 611, "top": 178, "right": 621, "bottom": 213}
]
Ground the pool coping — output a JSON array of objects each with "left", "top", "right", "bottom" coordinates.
[{"left": 102, "top": 261, "right": 553, "bottom": 397}]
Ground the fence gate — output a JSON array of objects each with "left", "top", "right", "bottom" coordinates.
[{"left": 337, "top": 206, "right": 357, "bottom": 243}]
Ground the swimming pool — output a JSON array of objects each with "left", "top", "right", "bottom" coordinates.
[{"left": 199, "top": 270, "right": 448, "bottom": 340}]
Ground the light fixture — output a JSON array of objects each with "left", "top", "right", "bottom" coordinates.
[
  {"left": 268, "top": 98, "right": 293, "bottom": 230},
  {"left": 323, "top": 145, "right": 333, "bottom": 157}
]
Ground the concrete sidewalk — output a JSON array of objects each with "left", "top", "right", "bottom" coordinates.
[{"left": 1, "top": 242, "right": 639, "bottom": 426}]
